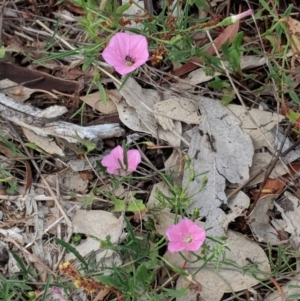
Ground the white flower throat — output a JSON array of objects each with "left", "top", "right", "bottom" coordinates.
[{"left": 184, "top": 235, "right": 193, "bottom": 243}]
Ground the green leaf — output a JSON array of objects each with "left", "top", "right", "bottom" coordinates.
[
  {"left": 265, "top": 35, "right": 277, "bottom": 49},
  {"left": 9, "top": 251, "right": 30, "bottom": 278},
  {"left": 0, "top": 277, "right": 28, "bottom": 301},
  {"left": 159, "top": 256, "right": 189, "bottom": 276},
  {"left": 95, "top": 275, "right": 126, "bottom": 290},
  {"left": 162, "top": 287, "right": 189, "bottom": 297},
  {"left": 208, "top": 77, "right": 230, "bottom": 89},
  {"left": 135, "top": 263, "right": 152, "bottom": 287},
  {"left": 111, "top": 195, "right": 146, "bottom": 213},
  {"left": 226, "top": 32, "right": 244, "bottom": 72},
  {"left": 82, "top": 55, "right": 95, "bottom": 71},
  {"left": 286, "top": 109, "right": 300, "bottom": 123},
  {"left": 40, "top": 276, "right": 51, "bottom": 301},
  {"left": 98, "top": 82, "right": 107, "bottom": 105},
  {"left": 24, "top": 142, "right": 45, "bottom": 153},
  {"left": 126, "top": 198, "right": 146, "bottom": 213},
  {"left": 259, "top": 0, "right": 278, "bottom": 18},
  {"left": 55, "top": 238, "right": 88, "bottom": 270},
  {"left": 115, "top": 2, "right": 131, "bottom": 14},
  {"left": 111, "top": 196, "right": 126, "bottom": 212},
  {"left": 289, "top": 90, "right": 300, "bottom": 104},
  {"left": 221, "top": 88, "right": 236, "bottom": 105},
  {"left": 80, "top": 139, "right": 96, "bottom": 153},
  {"left": 192, "top": 0, "right": 208, "bottom": 10},
  {"left": 0, "top": 48, "right": 6, "bottom": 58},
  {"left": 283, "top": 4, "right": 293, "bottom": 17}
]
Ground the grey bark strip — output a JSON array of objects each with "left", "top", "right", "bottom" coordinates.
[{"left": 0, "top": 93, "right": 125, "bottom": 142}]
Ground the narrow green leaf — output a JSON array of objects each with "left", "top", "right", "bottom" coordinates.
[
  {"left": 162, "top": 287, "right": 189, "bottom": 297},
  {"left": 9, "top": 251, "right": 28, "bottom": 277},
  {"left": 115, "top": 2, "right": 131, "bottom": 14},
  {"left": 289, "top": 90, "right": 300, "bottom": 104},
  {"left": 55, "top": 238, "right": 88, "bottom": 269},
  {"left": 0, "top": 48, "right": 6, "bottom": 58},
  {"left": 40, "top": 276, "right": 51, "bottom": 301}
]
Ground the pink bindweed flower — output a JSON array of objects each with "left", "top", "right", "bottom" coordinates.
[
  {"left": 219, "top": 9, "right": 254, "bottom": 26},
  {"left": 101, "top": 145, "right": 141, "bottom": 176},
  {"left": 102, "top": 32, "right": 149, "bottom": 75},
  {"left": 166, "top": 218, "right": 206, "bottom": 253},
  {"left": 51, "top": 287, "right": 66, "bottom": 301},
  {"left": 230, "top": 9, "right": 254, "bottom": 23}
]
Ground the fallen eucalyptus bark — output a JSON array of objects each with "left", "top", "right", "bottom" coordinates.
[{"left": 0, "top": 93, "right": 125, "bottom": 143}]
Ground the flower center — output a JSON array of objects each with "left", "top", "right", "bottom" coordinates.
[
  {"left": 184, "top": 235, "right": 193, "bottom": 244},
  {"left": 125, "top": 55, "right": 135, "bottom": 66}
]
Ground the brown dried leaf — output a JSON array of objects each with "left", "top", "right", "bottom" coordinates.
[
  {"left": 0, "top": 79, "right": 35, "bottom": 102},
  {"left": 80, "top": 91, "right": 118, "bottom": 115},
  {"left": 153, "top": 97, "right": 200, "bottom": 131},
  {"left": 286, "top": 17, "right": 300, "bottom": 58},
  {"left": 23, "top": 128, "right": 65, "bottom": 156}
]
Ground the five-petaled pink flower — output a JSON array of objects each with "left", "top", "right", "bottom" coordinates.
[
  {"left": 102, "top": 32, "right": 149, "bottom": 75},
  {"left": 166, "top": 218, "right": 206, "bottom": 253},
  {"left": 101, "top": 145, "right": 141, "bottom": 176}
]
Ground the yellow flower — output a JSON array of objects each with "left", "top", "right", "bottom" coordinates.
[
  {"left": 59, "top": 261, "right": 70, "bottom": 269},
  {"left": 73, "top": 278, "right": 81, "bottom": 288}
]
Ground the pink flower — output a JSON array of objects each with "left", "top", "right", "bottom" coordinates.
[
  {"left": 51, "top": 287, "right": 66, "bottom": 301},
  {"left": 102, "top": 32, "right": 149, "bottom": 75},
  {"left": 101, "top": 145, "right": 141, "bottom": 176},
  {"left": 230, "top": 9, "right": 254, "bottom": 23},
  {"left": 166, "top": 218, "right": 206, "bottom": 253}
]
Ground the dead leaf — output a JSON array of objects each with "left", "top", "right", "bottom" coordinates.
[
  {"left": 164, "top": 148, "right": 183, "bottom": 172},
  {"left": 228, "top": 104, "right": 285, "bottom": 150},
  {"left": 147, "top": 181, "right": 173, "bottom": 212},
  {"left": 183, "top": 97, "right": 254, "bottom": 238},
  {"left": 248, "top": 194, "right": 280, "bottom": 243},
  {"left": 206, "top": 22, "right": 240, "bottom": 54},
  {"left": 247, "top": 152, "right": 287, "bottom": 186},
  {"left": 0, "top": 228, "right": 24, "bottom": 244},
  {"left": 222, "top": 191, "right": 250, "bottom": 229},
  {"left": 80, "top": 91, "right": 118, "bottom": 115},
  {"left": 23, "top": 128, "right": 65, "bottom": 156},
  {"left": 166, "top": 231, "right": 271, "bottom": 294},
  {"left": 112, "top": 78, "right": 182, "bottom": 146},
  {"left": 176, "top": 274, "right": 224, "bottom": 301},
  {"left": 286, "top": 17, "right": 300, "bottom": 59},
  {"left": 67, "top": 157, "right": 102, "bottom": 172},
  {"left": 65, "top": 210, "right": 124, "bottom": 260},
  {"left": 45, "top": 169, "right": 88, "bottom": 193},
  {"left": 252, "top": 178, "right": 285, "bottom": 200},
  {"left": 252, "top": 162, "right": 300, "bottom": 201},
  {"left": 275, "top": 192, "right": 300, "bottom": 250},
  {"left": 0, "top": 79, "right": 35, "bottom": 102},
  {"left": 153, "top": 97, "right": 200, "bottom": 131}
]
